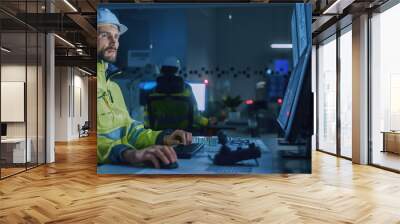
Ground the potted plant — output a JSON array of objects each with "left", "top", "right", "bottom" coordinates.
[{"left": 222, "top": 95, "right": 242, "bottom": 121}]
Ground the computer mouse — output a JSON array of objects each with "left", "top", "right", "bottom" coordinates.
[
  {"left": 144, "top": 160, "right": 179, "bottom": 169},
  {"left": 160, "top": 161, "right": 179, "bottom": 169}
]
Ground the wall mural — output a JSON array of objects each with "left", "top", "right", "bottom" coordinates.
[{"left": 96, "top": 3, "right": 312, "bottom": 175}]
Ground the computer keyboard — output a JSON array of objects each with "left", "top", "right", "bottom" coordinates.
[
  {"left": 192, "top": 136, "right": 254, "bottom": 147},
  {"left": 173, "top": 143, "right": 204, "bottom": 159},
  {"left": 192, "top": 136, "right": 218, "bottom": 146}
]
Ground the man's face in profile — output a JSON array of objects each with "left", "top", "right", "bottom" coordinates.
[{"left": 97, "top": 24, "right": 120, "bottom": 63}]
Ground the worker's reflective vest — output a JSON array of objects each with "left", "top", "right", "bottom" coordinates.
[{"left": 97, "top": 60, "right": 161, "bottom": 164}]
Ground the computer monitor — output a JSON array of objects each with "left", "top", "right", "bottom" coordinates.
[
  {"left": 139, "top": 81, "right": 206, "bottom": 111},
  {"left": 1, "top": 123, "right": 7, "bottom": 137},
  {"left": 274, "top": 59, "right": 289, "bottom": 75},
  {"left": 277, "top": 47, "right": 312, "bottom": 142},
  {"left": 187, "top": 83, "right": 206, "bottom": 112},
  {"left": 277, "top": 3, "right": 312, "bottom": 142}
]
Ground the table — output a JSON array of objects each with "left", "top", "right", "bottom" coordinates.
[
  {"left": 97, "top": 136, "right": 311, "bottom": 174},
  {"left": 382, "top": 131, "right": 400, "bottom": 154},
  {"left": 1, "top": 138, "right": 32, "bottom": 164}
]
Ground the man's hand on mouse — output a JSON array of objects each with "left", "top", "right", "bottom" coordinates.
[
  {"left": 163, "top": 129, "right": 192, "bottom": 145},
  {"left": 122, "top": 145, "right": 177, "bottom": 169}
]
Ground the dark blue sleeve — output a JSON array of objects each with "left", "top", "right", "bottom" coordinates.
[
  {"left": 110, "top": 129, "right": 173, "bottom": 164},
  {"left": 109, "top": 144, "right": 129, "bottom": 163},
  {"left": 155, "top": 129, "right": 174, "bottom": 145}
]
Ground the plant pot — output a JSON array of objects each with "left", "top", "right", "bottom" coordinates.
[{"left": 228, "top": 111, "right": 240, "bottom": 121}]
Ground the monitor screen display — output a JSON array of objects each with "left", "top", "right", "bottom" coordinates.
[
  {"left": 274, "top": 59, "right": 289, "bottom": 75},
  {"left": 188, "top": 83, "right": 206, "bottom": 111}
]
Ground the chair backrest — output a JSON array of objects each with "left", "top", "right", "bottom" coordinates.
[
  {"left": 155, "top": 75, "right": 184, "bottom": 94},
  {"left": 147, "top": 95, "right": 193, "bottom": 131},
  {"left": 82, "top": 121, "right": 90, "bottom": 129}
]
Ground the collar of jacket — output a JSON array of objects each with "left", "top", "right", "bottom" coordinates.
[{"left": 102, "top": 61, "right": 123, "bottom": 80}]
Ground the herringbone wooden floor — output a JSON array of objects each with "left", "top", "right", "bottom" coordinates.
[{"left": 1, "top": 136, "right": 400, "bottom": 224}]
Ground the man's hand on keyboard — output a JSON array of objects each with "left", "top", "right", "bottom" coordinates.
[{"left": 164, "top": 129, "right": 192, "bottom": 145}]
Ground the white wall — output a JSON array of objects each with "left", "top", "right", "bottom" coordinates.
[
  {"left": 213, "top": 7, "right": 292, "bottom": 102},
  {"left": 186, "top": 10, "right": 217, "bottom": 73},
  {"left": 1, "top": 65, "right": 27, "bottom": 139},
  {"left": 183, "top": 7, "right": 293, "bottom": 112},
  {"left": 1, "top": 65, "right": 38, "bottom": 137},
  {"left": 72, "top": 73, "right": 89, "bottom": 138},
  {"left": 1, "top": 65, "right": 26, "bottom": 82},
  {"left": 54, "top": 67, "right": 89, "bottom": 141},
  {"left": 55, "top": 66, "right": 69, "bottom": 141}
]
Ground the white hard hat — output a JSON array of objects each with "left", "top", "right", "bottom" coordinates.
[
  {"left": 97, "top": 8, "right": 128, "bottom": 35},
  {"left": 162, "top": 56, "right": 181, "bottom": 70}
]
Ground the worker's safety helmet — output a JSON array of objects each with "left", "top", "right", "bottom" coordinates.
[
  {"left": 161, "top": 56, "right": 181, "bottom": 75},
  {"left": 97, "top": 8, "right": 128, "bottom": 35}
]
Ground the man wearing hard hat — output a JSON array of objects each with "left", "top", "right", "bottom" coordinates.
[
  {"left": 144, "top": 56, "right": 217, "bottom": 130},
  {"left": 97, "top": 8, "right": 192, "bottom": 168}
]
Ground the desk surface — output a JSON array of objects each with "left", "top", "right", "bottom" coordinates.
[
  {"left": 1, "top": 138, "right": 27, "bottom": 143},
  {"left": 381, "top": 131, "right": 400, "bottom": 134},
  {"left": 98, "top": 136, "right": 311, "bottom": 174}
]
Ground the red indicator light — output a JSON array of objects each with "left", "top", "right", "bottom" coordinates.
[{"left": 245, "top": 99, "right": 254, "bottom": 105}]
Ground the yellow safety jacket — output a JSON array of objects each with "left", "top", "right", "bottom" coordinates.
[{"left": 97, "top": 60, "right": 164, "bottom": 164}]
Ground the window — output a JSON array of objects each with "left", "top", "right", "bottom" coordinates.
[
  {"left": 339, "top": 28, "right": 352, "bottom": 158},
  {"left": 370, "top": 3, "right": 400, "bottom": 171},
  {"left": 317, "top": 36, "right": 337, "bottom": 154},
  {"left": 0, "top": 0, "right": 47, "bottom": 179}
]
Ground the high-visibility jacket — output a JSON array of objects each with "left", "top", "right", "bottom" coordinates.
[
  {"left": 143, "top": 79, "right": 208, "bottom": 130},
  {"left": 97, "top": 60, "right": 164, "bottom": 164}
]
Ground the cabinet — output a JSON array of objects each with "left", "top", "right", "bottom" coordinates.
[{"left": 382, "top": 132, "right": 400, "bottom": 154}]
